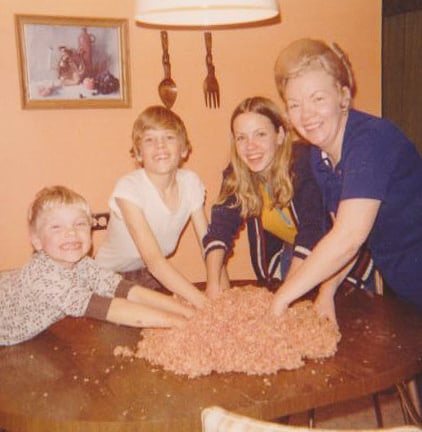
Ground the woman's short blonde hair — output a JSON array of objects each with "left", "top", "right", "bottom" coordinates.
[
  {"left": 274, "top": 38, "right": 356, "bottom": 102},
  {"left": 130, "top": 105, "right": 192, "bottom": 160},
  {"left": 28, "top": 185, "right": 91, "bottom": 231}
]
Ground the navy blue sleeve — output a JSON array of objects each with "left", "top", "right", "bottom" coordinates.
[
  {"left": 203, "top": 166, "right": 245, "bottom": 258},
  {"left": 341, "top": 114, "right": 406, "bottom": 202},
  {"left": 290, "top": 143, "right": 326, "bottom": 259}
]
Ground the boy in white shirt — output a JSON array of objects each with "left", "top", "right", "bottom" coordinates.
[{"left": 96, "top": 106, "right": 207, "bottom": 309}]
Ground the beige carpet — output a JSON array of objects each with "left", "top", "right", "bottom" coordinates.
[{"left": 286, "top": 388, "right": 412, "bottom": 429}]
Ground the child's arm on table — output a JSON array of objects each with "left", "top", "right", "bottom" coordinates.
[
  {"left": 85, "top": 288, "right": 190, "bottom": 329},
  {"left": 126, "top": 285, "right": 194, "bottom": 319},
  {"left": 116, "top": 198, "right": 206, "bottom": 309},
  {"left": 106, "top": 297, "right": 187, "bottom": 329}
]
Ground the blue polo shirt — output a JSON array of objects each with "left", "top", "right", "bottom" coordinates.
[{"left": 311, "top": 109, "right": 422, "bottom": 310}]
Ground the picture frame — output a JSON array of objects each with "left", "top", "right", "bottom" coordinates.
[{"left": 15, "top": 15, "right": 131, "bottom": 109}]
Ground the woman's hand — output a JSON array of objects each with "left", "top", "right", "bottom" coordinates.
[{"left": 314, "top": 293, "right": 338, "bottom": 326}]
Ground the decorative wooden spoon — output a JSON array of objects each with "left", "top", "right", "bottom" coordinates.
[{"left": 158, "top": 31, "right": 177, "bottom": 108}]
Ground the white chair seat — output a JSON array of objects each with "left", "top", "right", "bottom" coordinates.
[{"left": 201, "top": 406, "right": 421, "bottom": 432}]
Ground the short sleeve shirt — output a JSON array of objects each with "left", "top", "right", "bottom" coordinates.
[
  {"left": 311, "top": 109, "right": 422, "bottom": 307},
  {"left": 95, "top": 168, "right": 205, "bottom": 272},
  {"left": 0, "top": 252, "right": 122, "bottom": 345}
]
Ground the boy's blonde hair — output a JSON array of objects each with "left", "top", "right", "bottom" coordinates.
[
  {"left": 28, "top": 185, "right": 91, "bottom": 231},
  {"left": 274, "top": 38, "right": 356, "bottom": 103},
  {"left": 130, "top": 105, "right": 192, "bottom": 160},
  {"left": 217, "top": 96, "right": 293, "bottom": 217}
]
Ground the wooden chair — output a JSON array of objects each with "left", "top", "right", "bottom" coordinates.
[{"left": 91, "top": 211, "right": 110, "bottom": 231}]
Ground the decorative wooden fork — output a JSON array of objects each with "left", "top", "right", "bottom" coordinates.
[{"left": 203, "top": 32, "right": 220, "bottom": 108}]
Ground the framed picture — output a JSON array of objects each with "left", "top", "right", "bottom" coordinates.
[{"left": 15, "top": 15, "right": 131, "bottom": 109}]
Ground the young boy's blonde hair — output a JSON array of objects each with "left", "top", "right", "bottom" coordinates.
[
  {"left": 130, "top": 105, "right": 192, "bottom": 160},
  {"left": 28, "top": 185, "right": 91, "bottom": 231}
]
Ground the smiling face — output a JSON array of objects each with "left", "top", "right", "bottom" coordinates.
[
  {"left": 284, "top": 67, "right": 350, "bottom": 158},
  {"left": 137, "top": 128, "right": 187, "bottom": 176},
  {"left": 30, "top": 205, "right": 92, "bottom": 268},
  {"left": 232, "top": 112, "right": 285, "bottom": 176}
]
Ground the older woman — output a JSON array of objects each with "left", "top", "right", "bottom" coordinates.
[{"left": 271, "top": 38, "right": 422, "bottom": 318}]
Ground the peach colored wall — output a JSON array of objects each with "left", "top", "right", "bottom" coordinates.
[{"left": 0, "top": 0, "right": 381, "bottom": 281}]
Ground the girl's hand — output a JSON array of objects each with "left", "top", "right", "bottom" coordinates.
[
  {"left": 205, "top": 282, "right": 223, "bottom": 300},
  {"left": 270, "top": 294, "right": 290, "bottom": 317}
]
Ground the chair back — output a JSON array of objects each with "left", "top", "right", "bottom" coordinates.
[
  {"left": 201, "top": 406, "right": 421, "bottom": 432},
  {"left": 91, "top": 212, "right": 110, "bottom": 231}
]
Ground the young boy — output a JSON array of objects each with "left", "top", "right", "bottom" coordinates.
[
  {"left": 0, "top": 186, "right": 192, "bottom": 346},
  {"left": 95, "top": 106, "right": 207, "bottom": 309}
]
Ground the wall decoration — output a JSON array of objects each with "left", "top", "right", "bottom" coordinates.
[{"left": 15, "top": 15, "right": 130, "bottom": 109}]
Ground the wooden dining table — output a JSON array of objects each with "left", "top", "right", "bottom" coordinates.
[{"left": 0, "top": 283, "right": 421, "bottom": 432}]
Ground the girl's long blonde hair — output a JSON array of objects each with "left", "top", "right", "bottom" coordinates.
[{"left": 217, "top": 96, "right": 293, "bottom": 217}]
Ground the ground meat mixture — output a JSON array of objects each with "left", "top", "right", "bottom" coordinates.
[{"left": 114, "top": 286, "right": 341, "bottom": 378}]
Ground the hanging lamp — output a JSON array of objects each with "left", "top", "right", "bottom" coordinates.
[{"left": 134, "top": 0, "right": 280, "bottom": 28}]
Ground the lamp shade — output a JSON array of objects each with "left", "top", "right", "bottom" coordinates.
[{"left": 135, "top": 0, "right": 280, "bottom": 28}]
